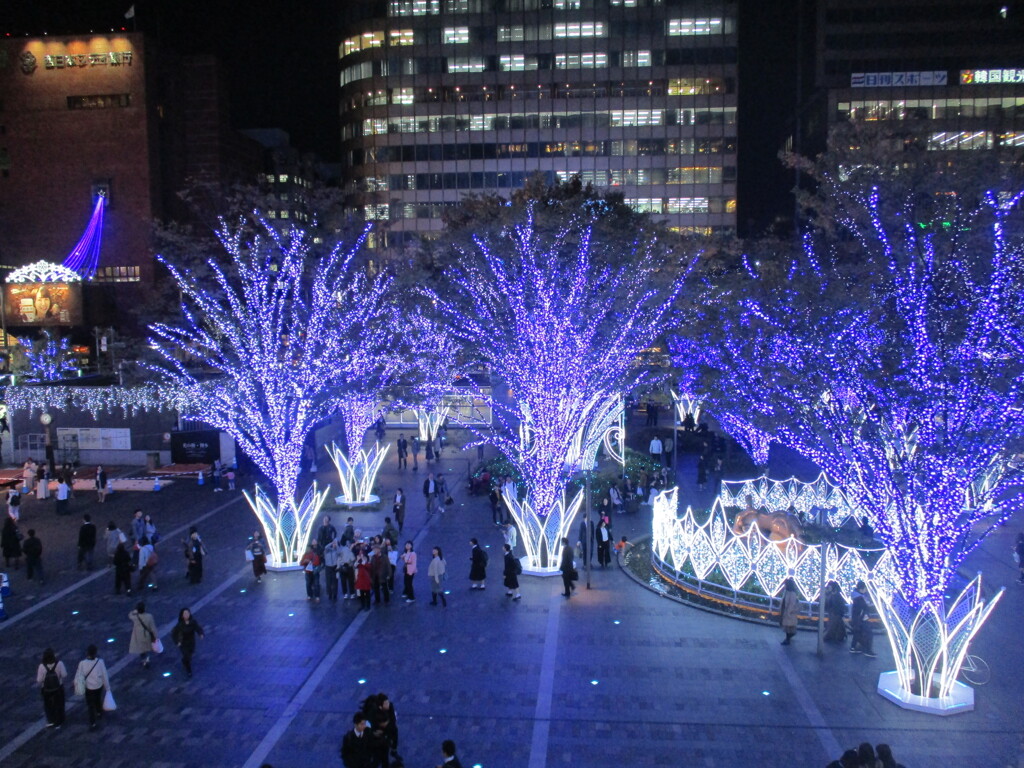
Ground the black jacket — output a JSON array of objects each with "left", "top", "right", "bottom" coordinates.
[
  {"left": 340, "top": 728, "right": 377, "bottom": 768},
  {"left": 78, "top": 522, "right": 97, "bottom": 549}
]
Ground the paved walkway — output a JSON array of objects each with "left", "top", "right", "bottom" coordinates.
[{"left": 0, "top": 424, "right": 1022, "bottom": 768}]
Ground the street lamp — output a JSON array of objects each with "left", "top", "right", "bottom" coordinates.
[{"left": 40, "top": 412, "right": 56, "bottom": 476}]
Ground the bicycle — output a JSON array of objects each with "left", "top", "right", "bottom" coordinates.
[{"left": 959, "top": 654, "right": 990, "bottom": 686}]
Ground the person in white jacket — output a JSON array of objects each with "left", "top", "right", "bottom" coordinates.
[{"left": 74, "top": 644, "right": 110, "bottom": 730}]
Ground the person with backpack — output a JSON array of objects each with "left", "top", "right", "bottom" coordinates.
[
  {"left": 469, "top": 538, "right": 487, "bottom": 590},
  {"left": 502, "top": 543, "right": 522, "bottom": 601},
  {"left": 129, "top": 602, "right": 160, "bottom": 669},
  {"left": 36, "top": 647, "right": 67, "bottom": 729}
]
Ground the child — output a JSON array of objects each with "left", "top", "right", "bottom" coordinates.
[
  {"left": 226, "top": 469, "right": 236, "bottom": 491},
  {"left": 614, "top": 536, "right": 632, "bottom": 557}
]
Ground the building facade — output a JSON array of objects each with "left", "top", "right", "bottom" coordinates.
[
  {"left": 818, "top": 1, "right": 1024, "bottom": 151},
  {"left": 339, "top": 0, "right": 738, "bottom": 251}
]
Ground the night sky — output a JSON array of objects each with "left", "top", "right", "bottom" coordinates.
[{"left": 2, "top": 0, "right": 803, "bottom": 235}]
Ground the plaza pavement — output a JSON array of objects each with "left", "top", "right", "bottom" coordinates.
[{"left": 0, "top": 425, "right": 1022, "bottom": 768}]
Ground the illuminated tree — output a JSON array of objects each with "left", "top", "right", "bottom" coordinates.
[
  {"left": 149, "top": 215, "right": 391, "bottom": 567},
  {"left": 676, "top": 186, "right": 1024, "bottom": 708},
  {"left": 437, "top": 205, "right": 687, "bottom": 568},
  {"left": 17, "top": 331, "right": 77, "bottom": 382}
]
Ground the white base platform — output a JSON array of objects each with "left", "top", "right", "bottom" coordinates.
[
  {"left": 265, "top": 564, "right": 302, "bottom": 573},
  {"left": 520, "top": 556, "right": 566, "bottom": 578},
  {"left": 333, "top": 494, "right": 380, "bottom": 507},
  {"left": 876, "top": 670, "right": 975, "bottom": 715}
]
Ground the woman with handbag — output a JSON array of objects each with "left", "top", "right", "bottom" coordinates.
[
  {"left": 171, "top": 607, "right": 205, "bottom": 677},
  {"left": 36, "top": 647, "right": 67, "bottom": 729},
  {"left": 74, "top": 644, "right": 110, "bottom": 730},
  {"left": 129, "top": 602, "right": 160, "bottom": 669}
]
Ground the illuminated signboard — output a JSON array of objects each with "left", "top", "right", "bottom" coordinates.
[
  {"left": 44, "top": 51, "right": 133, "bottom": 69},
  {"left": 4, "top": 282, "right": 83, "bottom": 326},
  {"left": 960, "top": 68, "right": 1024, "bottom": 84},
  {"left": 851, "top": 71, "right": 947, "bottom": 88}
]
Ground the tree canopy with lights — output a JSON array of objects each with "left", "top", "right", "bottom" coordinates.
[
  {"left": 149, "top": 215, "right": 391, "bottom": 566},
  {"left": 436, "top": 203, "right": 689, "bottom": 567}
]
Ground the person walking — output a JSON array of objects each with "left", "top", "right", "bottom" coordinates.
[
  {"left": 354, "top": 550, "right": 373, "bottom": 610},
  {"left": 779, "top": 578, "right": 800, "bottom": 645},
  {"left": 142, "top": 514, "right": 160, "bottom": 545},
  {"left": 171, "top": 607, "right": 205, "bottom": 678},
  {"left": 340, "top": 517, "right": 356, "bottom": 546},
  {"left": 247, "top": 530, "right": 268, "bottom": 583},
  {"left": 339, "top": 538, "right": 356, "bottom": 599},
  {"left": 400, "top": 540, "right": 417, "bottom": 602},
  {"left": 370, "top": 543, "right": 391, "bottom": 605},
  {"left": 396, "top": 434, "right": 408, "bottom": 470},
  {"left": 74, "top": 644, "right": 110, "bottom": 730},
  {"left": 184, "top": 528, "right": 206, "bottom": 584},
  {"left": 105, "top": 521, "right": 125, "bottom": 565},
  {"left": 300, "top": 544, "right": 322, "bottom": 603},
  {"left": 393, "top": 489, "right": 406, "bottom": 532},
  {"left": 2, "top": 515, "right": 22, "bottom": 569},
  {"left": 226, "top": 467, "right": 236, "bottom": 490},
  {"left": 22, "top": 528, "right": 44, "bottom": 585},
  {"left": 824, "top": 581, "right": 847, "bottom": 643},
  {"left": 423, "top": 473, "right": 439, "bottom": 516},
  {"left": 489, "top": 484, "right": 503, "bottom": 525},
  {"left": 6, "top": 487, "right": 21, "bottom": 522},
  {"left": 502, "top": 543, "right": 522, "bottom": 600},
  {"left": 363, "top": 692, "right": 400, "bottom": 768},
  {"left": 850, "top": 580, "right": 876, "bottom": 657},
  {"left": 340, "top": 712, "right": 376, "bottom": 768},
  {"left": 429, "top": 546, "right": 447, "bottom": 607},
  {"left": 95, "top": 466, "right": 108, "bottom": 503},
  {"left": 77, "top": 513, "right": 97, "bottom": 571},
  {"left": 502, "top": 521, "right": 517, "bottom": 553},
  {"left": 113, "top": 542, "right": 133, "bottom": 595},
  {"left": 410, "top": 435, "right": 421, "bottom": 471},
  {"left": 559, "top": 536, "right": 576, "bottom": 598},
  {"left": 323, "top": 539, "right": 340, "bottom": 603},
  {"left": 136, "top": 536, "right": 159, "bottom": 591},
  {"left": 130, "top": 509, "right": 146, "bottom": 552},
  {"left": 596, "top": 519, "right": 612, "bottom": 568},
  {"left": 55, "top": 476, "right": 70, "bottom": 516},
  {"left": 316, "top": 515, "right": 337, "bottom": 554},
  {"left": 649, "top": 434, "right": 663, "bottom": 465},
  {"left": 469, "top": 538, "right": 487, "bottom": 590},
  {"left": 129, "top": 602, "right": 159, "bottom": 668},
  {"left": 37, "top": 647, "right": 67, "bottom": 729}
]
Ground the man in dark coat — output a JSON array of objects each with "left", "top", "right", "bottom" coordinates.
[
  {"left": 340, "top": 712, "right": 377, "bottom": 768},
  {"left": 559, "top": 536, "right": 576, "bottom": 598},
  {"left": 437, "top": 739, "right": 464, "bottom": 768},
  {"left": 469, "top": 538, "right": 487, "bottom": 589},
  {"left": 77, "top": 514, "right": 97, "bottom": 571},
  {"left": 316, "top": 515, "right": 337, "bottom": 554},
  {"left": 22, "top": 528, "right": 44, "bottom": 584}
]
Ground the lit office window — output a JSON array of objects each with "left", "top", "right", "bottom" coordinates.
[
  {"left": 443, "top": 27, "right": 470, "bottom": 44},
  {"left": 554, "top": 22, "right": 606, "bottom": 38},
  {"left": 363, "top": 118, "right": 389, "bottom": 135},
  {"left": 554, "top": 0, "right": 582, "bottom": 8},
  {"left": 667, "top": 197, "right": 710, "bottom": 213},
  {"left": 389, "top": 29, "right": 415, "bottom": 45},
  {"left": 609, "top": 109, "right": 663, "bottom": 127},
  {"left": 668, "top": 77, "right": 726, "bottom": 95},
  {"left": 366, "top": 177, "right": 390, "bottom": 191},
  {"left": 625, "top": 198, "right": 664, "bottom": 213},
  {"left": 621, "top": 50, "right": 651, "bottom": 67},
  {"left": 445, "top": 0, "right": 482, "bottom": 11},
  {"left": 447, "top": 56, "right": 487, "bottom": 72},
  {"left": 389, "top": 0, "right": 440, "bottom": 15},
  {"left": 365, "top": 205, "right": 391, "bottom": 220},
  {"left": 392, "top": 87, "right": 415, "bottom": 104},
  {"left": 667, "top": 167, "right": 723, "bottom": 183},
  {"left": 342, "top": 32, "right": 386, "bottom": 57},
  {"left": 497, "top": 25, "right": 526, "bottom": 41},
  {"left": 926, "top": 131, "right": 993, "bottom": 150},
  {"left": 667, "top": 18, "right": 724, "bottom": 35},
  {"left": 555, "top": 53, "right": 607, "bottom": 69},
  {"left": 500, "top": 55, "right": 538, "bottom": 71},
  {"left": 999, "top": 132, "right": 1024, "bottom": 147}
]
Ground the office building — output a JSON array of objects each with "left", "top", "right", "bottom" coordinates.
[{"left": 339, "top": 0, "right": 738, "bottom": 251}]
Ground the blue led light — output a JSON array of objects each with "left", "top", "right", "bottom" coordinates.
[
  {"left": 590, "top": 680, "right": 599, "bottom": 686},
  {"left": 287, "top": 612, "right": 295, "bottom": 617},
  {"left": 357, "top": 678, "right": 367, "bottom": 685},
  {"left": 106, "top": 638, "right": 115, "bottom": 643},
  {"left": 762, "top": 691, "right": 770, "bottom": 696},
  {"left": 240, "top": 589, "right": 247, "bottom": 594},
  {"left": 163, "top": 672, "right": 172, "bottom": 678},
  {"left": 71, "top": 610, "right": 79, "bottom": 616},
  {"left": 439, "top": 648, "right": 447, "bottom": 654},
  {"left": 613, "top": 620, "right": 621, "bottom": 625}
]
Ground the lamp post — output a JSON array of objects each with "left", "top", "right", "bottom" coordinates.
[{"left": 40, "top": 412, "right": 55, "bottom": 476}]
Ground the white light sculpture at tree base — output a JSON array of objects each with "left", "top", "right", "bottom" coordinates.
[
  {"left": 416, "top": 405, "right": 452, "bottom": 443},
  {"left": 872, "top": 577, "right": 1003, "bottom": 715},
  {"left": 505, "top": 490, "right": 585, "bottom": 573},
  {"left": 327, "top": 442, "right": 389, "bottom": 506},
  {"left": 244, "top": 484, "right": 331, "bottom": 570}
]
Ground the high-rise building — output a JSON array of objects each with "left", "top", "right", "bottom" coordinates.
[
  {"left": 817, "top": 1, "right": 1024, "bottom": 150},
  {"left": 339, "top": 0, "right": 738, "bottom": 252}
]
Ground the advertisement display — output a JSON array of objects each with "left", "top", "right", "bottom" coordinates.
[
  {"left": 4, "top": 282, "right": 83, "bottom": 326},
  {"left": 171, "top": 430, "right": 221, "bottom": 465}
]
